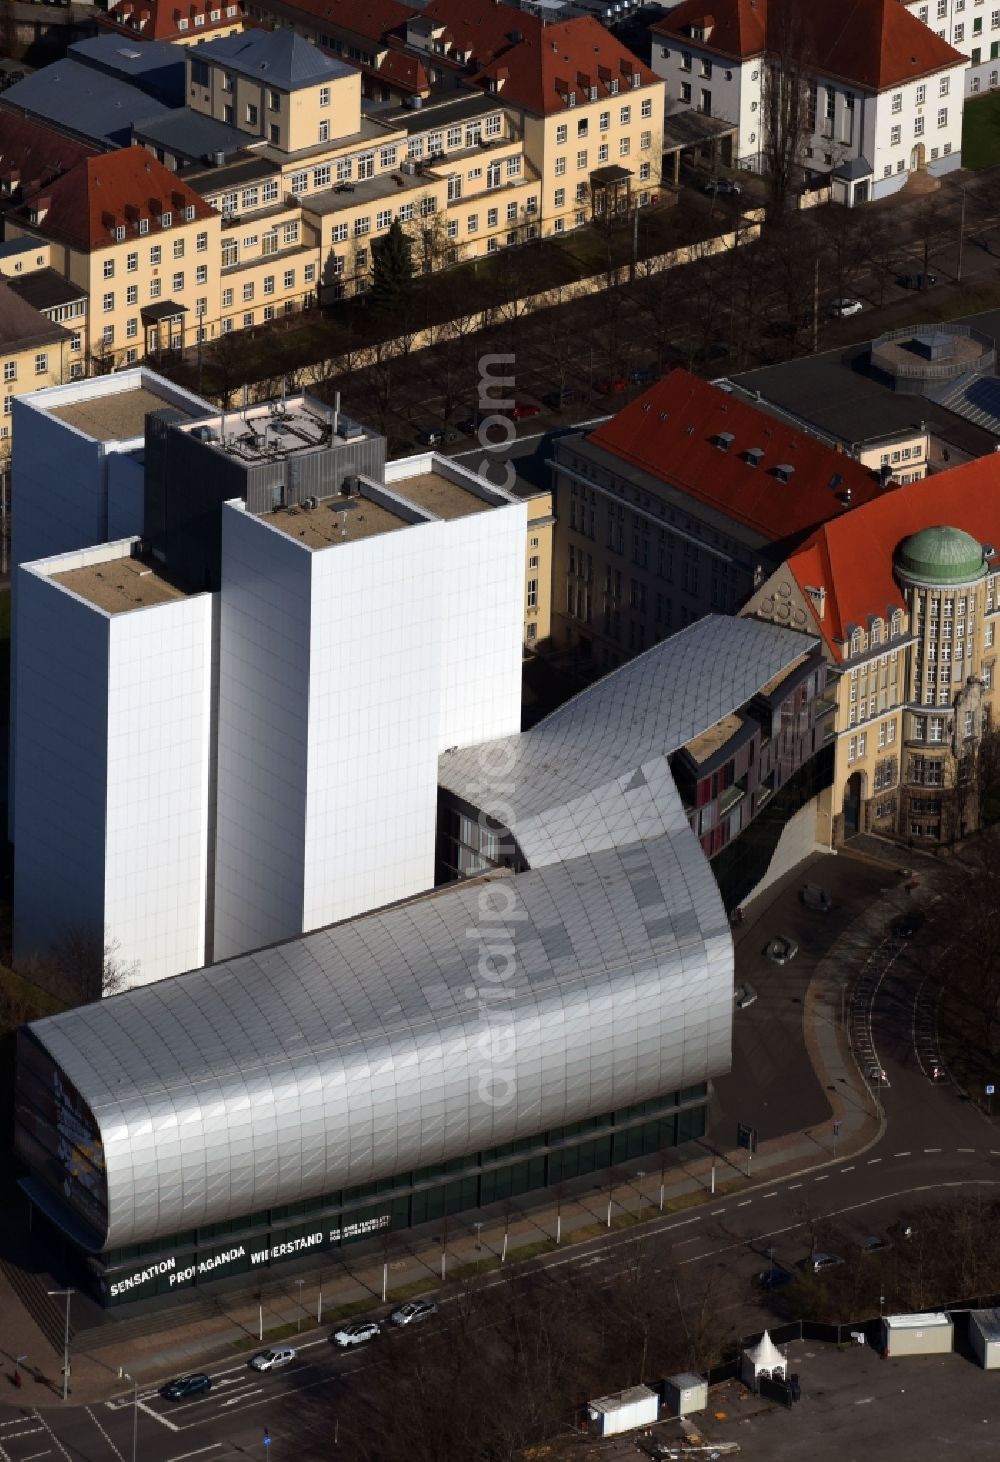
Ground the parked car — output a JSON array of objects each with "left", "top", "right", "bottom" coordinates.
[
  {"left": 250, "top": 1346, "right": 296, "bottom": 1372},
  {"left": 413, "top": 423, "right": 444, "bottom": 446},
  {"left": 510, "top": 400, "right": 542, "bottom": 419},
  {"left": 734, "top": 982, "right": 757, "bottom": 1009},
  {"left": 596, "top": 375, "right": 627, "bottom": 395},
  {"left": 543, "top": 386, "right": 580, "bottom": 411},
  {"left": 801, "top": 884, "right": 832, "bottom": 913},
  {"left": 806, "top": 1252, "right": 844, "bottom": 1274},
  {"left": 161, "top": 1373, "right": 212, "bottom": 1401},
  {"left": 391, "top": 1299, "right": 438, "bottom": 1326},
  {"left": 898, "top": 272, "right": 937, "bottom": 290},
  {"left": 860, "top": 1234, "right": 892, "bottom": 1254},
  {"left": 757, "top": 1265, "right": 793, "bottom": 1290},
  {"left": 831, "top": 297, "right": 863, "bottom": 317},
  {"left": 630, "top": 365, "right": 658, "bottom": 387},
  {"left": 332, "top": 1320, "right": 380, "bottom": 1347},
  {"left": 891, "top": 910, "right": 925, "bottom": 939},
  {"left": 764, "top": 936, "right": 799, "bottom": 964},
  {"left": 702, "top": 176, "right": 742, "bottom": 196}
]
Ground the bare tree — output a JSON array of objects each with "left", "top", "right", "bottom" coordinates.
[{"left": 761, "top": 2, "right": 813, "bottom": 213}]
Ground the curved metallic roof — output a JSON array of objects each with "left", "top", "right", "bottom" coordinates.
[
  {"left": 29, "top": 832, "right": 730, "bottom": 1248},
  {"left": 894, "top": 524, "right": 987, "bottom": 586},
  {"left": 438, "top": 615, "right": 819, "bottom": 867}
]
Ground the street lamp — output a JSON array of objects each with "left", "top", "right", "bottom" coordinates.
[
  {"left": 296, "top": 1280, "right": 305, "bottom": 1333},
  {"left": 118, "top": 1368, "right": 138, "bottom": 1462},
  {"left": 46, "top": 1289, "right": 73, "bottom": 1401}
]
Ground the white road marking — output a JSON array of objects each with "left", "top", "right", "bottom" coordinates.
[
  {"left": 762, "top": 1191, "right": 778, "bottom": 1199},
  {"left": 221, "top": 1389, "right": 262, "bottom": 1408},
  {"left": 711, "top": 1208, "right": 725, "bottom": 1216},
  {"left": 894, "top": 1152, "right": 911, "bottom": 1157},
  {"left": 736, "top": 1200, "right": 752, "bottom": 1208},
  {"left": 814, "top": 1175, "right": 830, "bottom": 1183},
  {"left": 958, "top": 1147, "right": 975, "bottom": 1153},
  {"left": 868, "top": 1158, "right": 882, "bottom": 1165},
  {"left": 84, "top": 1407, "right": 124, "bottom": 1462},
  {"left": 841, "top": 1166, "right": 855, "bottom": 1173},
  {"left": 137, "top": 1401, "right": 179, "bottom": 1434},
  {"left": 855, "top": 1397, "right": 875, "bottom": 1406},
  {"left": 788, "top": 1183, "right": 803, "bottom": 1190},
  {"left": 20, "top": 1450, "right": 52, "bottom": 1460},
  {"left": 30, "top": 1413, "right": 71, "bottom": 1462},
  {"left": 924, "top": 1147, "right": 942, "bottom": 1153},
  {"left": 1, "top": 1431, "right": 44, "bottom": 1441},
  {"left": 164, "top": 1448, "right": 221, "bottom": 1462}
]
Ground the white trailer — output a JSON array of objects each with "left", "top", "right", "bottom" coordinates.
[
  {"left": 881, "top": 1312, "right": 953, "bottom": 1358},
  {"left": 663, "top": 1373, "right": 708, "bottom": 1417},
  {"left": 587, "top": 1384, "right": 659, "bottom": 1437}
]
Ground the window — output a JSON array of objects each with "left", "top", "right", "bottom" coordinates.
[
  {"left": 577, "top": 149, "right": 587, "bottom": 169},
  {"left": 290, "top": 170, "right": 308, "bottom": 194},
  {"left": 126, "top": 317, "right": 138, "bottom": 339},
  {"left": 171, "top": 270, "right": 184, "bottom": 292},
  {"left": 620, "top": 105, "right": 631, "bottom": 124},
  {"left": 507, "top": 201, "right": 518, "bottom": 221},
  {"left": 355, "top": 216, "right": 370, "bottom": 236},
  {"left": 263, "top": 275, "right": 275, "bottom": 296},
  {"left": 892, "top": 91, "right": 903, "bottom": 113},
  {"left": 195, "top": 264, "right": 208, "bottom": 285},
  {"left": 319, "top": 85, "right": 330, "bottom": 107},
  {"left": 243, "top": 282, "right": 254, "bottom": 302},
  {"left": 102, "top": 291, "right": 114, "bottom": 312},
  {"left": 376, "top": 209, "right": 392, "bottom": 230},
  {"left": 556, "top": 123, "right": 568, "bottom": 143},
  {"left": 600, "top": 110, "right": 610, "bottom": 130},
  {"left": 487, "top": 160, "right": 501, "bottom": 188},
  {"left": 467, "top": 213, "right": 478, "bottom": 233},
  {"left": 916, "top": 83, "right": 927, "bottom": 104},
  {"left": 940, "top": 74, "right": 951, "bottom": 94},
  {"left": 507, "top": 155, "right": 521, "bottom": 177},
  {"left": 527, "top": 578, "right": 538, "bottom": 609},
  {"left": 126, "top": 284, "right": 138, "bottom": 305},
  {"left": 938, "top": 106, "right": 949, "bottom": 126},
  {"left": 103, "top": 258, "right": 114, "bottom": 279},
  {"left": 246, "top": 103, "right": 259, "bottom": 127},
  {"left": 313, "top": 165, "right": 331, "bottom": 188},
  {"left": 283, "top": 268, "right": 295, "bottom": 288},
  {"left": 447, "top": 126, "right": 462, "bottom": 148},
  {"left": 283, "top": 221, "right": 299, "bottom": 245},
  {"left": 619, "top": 135, "right": 631, "bottom": 156},
  {"left": 380, "top": 145, "right": 397, "bottom": 169},
  {"left": 262, "top": 181, "right": 278, "bottom": 204},
  {"left": 34, "top": 352, "right": 48, "bottom": 374},
  {"left": 486, "top": 112, "right": 502, "bottom": 138},
  {"left": 354, "top": 249, "right": 367, "bottom": 270},
  {"left": 915, "top": 115, "right": 925, "bottom": 135},
  {"left": 222, "top": 238, "right": 238, "bottom": 268},
  {"left": 554, "top": 188, "right": 565, "bottom": 207},
  {"left": 357, "top": 152, "right": 375, "bottom": 180},
  {"left": 447, "top": 219, "right": 458, "bottom": 239},
  {"left": 681, "top": 82, "right": 692, "bottom": 103},
  {"left": 243, "top": 311, "right": 254, "bottom": 327},
  {"left": 126, "top": 250, "right": 139, "bottom": 272},
  {"left": 891, "top": 123, "right": 902, "bottom": 144},
  {"left": 487, "top": 207, "right": 498, "bottom": 227},
  {"left": 555, "top": 156, "right": 567, "bottom": 176},
  {"left": 222, "top": 287, "right": 234, "bottom": 307},
  {"left": 641, "top": 97, "right": 652, "bottom": 118},
  {"left": 173, "top": 237, "right": 185, "bottom": 259},
  {"left": 641, "top": 130, "right": 652, "bottom": 149},
  {"left": 149, "top": 277, "right": 161, "bottom": 298}
]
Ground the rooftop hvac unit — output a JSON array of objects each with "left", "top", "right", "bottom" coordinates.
[{"left": 341, "top": 474, "right": 359, "bottom": 496}]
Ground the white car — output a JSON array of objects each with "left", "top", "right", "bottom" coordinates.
[
  {"left": 391, "top": 1300, "right": 437, "bottom": 1326},
  {"left": 831, "top": 297, "right": 863, "bottom": 317},
  {"left": 250, "top": 1346, "right": 296, "bottom": 1372},
  {"left": 332, "top": 1320, "right": 380, "bottom": 1347}
]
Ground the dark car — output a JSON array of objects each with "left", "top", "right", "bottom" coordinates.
[
  {"left": 510, "top": 400, "right": 542, "bottom": 419},
  {"left": 630, "top": 365, "right": 658, "bottom": 387},
  {"left": 161, "top": 1373, "right": 213, "bottom": 1401},
  {"left": 898, "top": 272, "right": 937, "bottom": 290},
  {"left": 801, "top": 884, "right": 833, "bottom": 913},
  {"left": 757, "top": 1265, "right": 793, "bottom": 1290},
  {"left": 413, "top": 423, "right": 444, "bottom": 446},
  {"left": 703, "top": 176, "right": 742, "bottom": 196},
  {"left": 543, "top": 386, "right": 580, "bottom": 411},
  {"left": 860, "top": 1234, "right": 892, "bottom": 1254},
  {"left": 891, "top": 909, "right": 925, "bottom": 939}
]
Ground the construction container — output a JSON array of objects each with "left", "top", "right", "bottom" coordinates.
[
  {"left": 881, "top": 1312, "right": 953, "bottom": 1358},
  {"left": 663, "top": 1372, "right": 708, "bottom": 1417},
  {"left": 587, "top": 1383, "right": 659, "bottom": 1437},
  {"left": 969, "top": 1309, "right": 1000, "bottom": 1369}
]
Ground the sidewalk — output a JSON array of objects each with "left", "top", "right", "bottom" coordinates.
[{"left": 0, "top": 875, "right": 910, "bottom": 1411}]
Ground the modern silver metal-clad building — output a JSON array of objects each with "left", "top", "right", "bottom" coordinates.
[{"left": 15, "top": 616, "right": 813, "bottom": 1305}]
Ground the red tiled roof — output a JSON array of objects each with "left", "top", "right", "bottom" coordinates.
[
  {"left": 376, "top": 41, "right": 431, "bottom": 91},
  {"left": 0, "top": 113, "right": 97, "bottom": 205},
  {"left": 99, "top": 0, "right": 243, "bottom": 41},
  {"left": 653, "top": 0, "right": 963, "bottom": 89},
  {"left": 786, "top": 456, "right": 1000, "bottom": 653},
  {"left": 415, "top": 0, "right": 541, "bottom": 69},
  {"left": 271, "top": 0, "right": 415, "bottom": 43},
  {"left": 587, "top": 368, "right": 888, "bottom": 543},
  {"left": 473, "top": 15, "right": 659, "bottom": 115},
  {"left": 10, "top": 149, "right": 216, "bottom": 253},
  {"left": 651, "top": 0, "right": 765, "bottom": 63}
]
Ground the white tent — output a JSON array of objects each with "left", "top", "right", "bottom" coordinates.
[{"left": 741, "top": 1330, "right": 787, "bottom": 1387}]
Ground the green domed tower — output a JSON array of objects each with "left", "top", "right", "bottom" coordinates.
[{"left": 894, "top": 525, "right": 988, "bottom": 587}]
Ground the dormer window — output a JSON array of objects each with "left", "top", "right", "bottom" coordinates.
[
  {"left": 114, "top": 225, "right": 126, "bottom": 242},
  {"left": 139, "top": 217, "right": 149, "bottom": 234},
  {"left": 744, "top": 446, "right": 764, "bottom": 466},
  {"left": 610, "top": 77, "right": 619, "bottom": 95},
  {"left": 567, "top": 90, "right": 576, "bottom": 106},
  {"left": 161, "top": 210, "right": 172, "bottom": 226},
  {"left": 714, "top": 431, "right": 734, "bottom": 452},
  {"left": 631, "top": 71, "right": 641, "bottom": 88},
  {"left": 184, "top": 204, "right": 196, "bottom": 221}
]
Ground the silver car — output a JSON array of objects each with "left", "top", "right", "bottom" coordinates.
[
  {"left": 765, "top": 937, "right": 798, "bottom": 964},
  {"left": 250, "top": 1346, "right": 296, "bottom": 1371},
  {"left": 391, "top": 1299, "right": 438, "bottom": 1326}
]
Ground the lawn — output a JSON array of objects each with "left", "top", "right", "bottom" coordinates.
[{"left": 962, "top": 90, "right": 1000, "bottom": 169}]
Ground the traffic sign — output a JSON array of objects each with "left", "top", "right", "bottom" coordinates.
[
  {"left": 987, "top": 1084, "right": 995, "bottom": 1096},
  {"left": 737, "top": 1122, "right": 757, "bottom": 1153},
  {"left": 263, "top": 1432, "right": 271, "bottom": 1449},
  {"left": 833, "top": 1120, "right": 842, "bottom": 1136}
]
